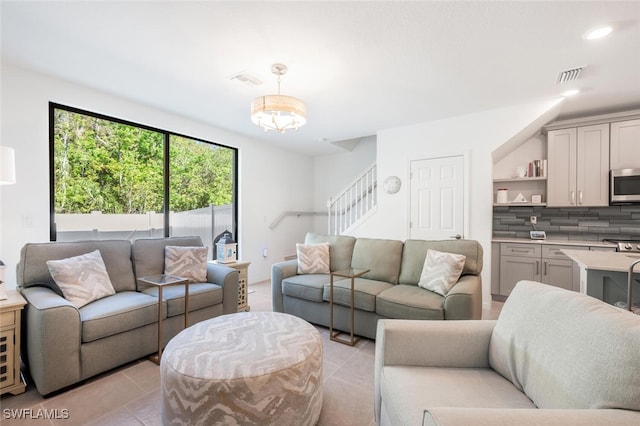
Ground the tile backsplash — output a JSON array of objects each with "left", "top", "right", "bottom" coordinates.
[{"left": 493, "top": 205, "right": 640, "bottom": 241}]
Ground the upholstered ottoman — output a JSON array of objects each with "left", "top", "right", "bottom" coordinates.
[{"left": 160, "top": 311, "right": 323, "bottom": 425}]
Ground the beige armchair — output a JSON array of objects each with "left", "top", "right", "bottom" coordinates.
[{"left": 375, "top": 281, "right": 640, "bottom": 426}]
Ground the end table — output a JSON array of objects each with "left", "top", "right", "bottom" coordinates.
[
  {"left": 211, "top": 260, "right": 251, "bottom": 311},
  {"left": 137, "top": 274, "right": 189, "bottom": 364},
  {"left": 0, "top": 289, "right": 27, "bottom": 395},
  {"left": 329, "top": 268, "right": 370, "bottom": 346}
]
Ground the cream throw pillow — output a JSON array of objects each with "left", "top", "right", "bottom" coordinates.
[
  {"left": 46, "top": 250, "right": 116, "bottom": 308},
  {"left": 164, "top": 246, "right": 208, "bottom": 283},
  {"left": 418, "top": 249, "right": 466, "bottom": 296},
  {"left": 296, "top": 243, "right": 330, "bottom": 274}
]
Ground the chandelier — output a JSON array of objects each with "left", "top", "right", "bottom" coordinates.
[{"left": 251, "top": 63, "right": 306, "bottom": 134}]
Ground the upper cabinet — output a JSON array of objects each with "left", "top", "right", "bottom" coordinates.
[
  {"left": 546, "top": 124, "right": 609, "bottom": 207},
  {"left": 610, "top": 119, "right": 640, "bottom": 170}
]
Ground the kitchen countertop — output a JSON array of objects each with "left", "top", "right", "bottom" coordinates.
[
  {"left": 492, "top": 238, "right": 617, "bottom": 249},
  {"left": 561, "top": 249, "right": 640, "bottom": 273}
]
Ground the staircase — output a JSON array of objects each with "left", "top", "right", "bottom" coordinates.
[{"left": 327, "top": 163, "right": 377, "bottom": 235}]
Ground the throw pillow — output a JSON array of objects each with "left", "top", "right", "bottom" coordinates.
[
  {"left": 164, "top": 246, "right": 208, "bottom": 283},
  {"left": 46, "top": 250, "right": 116, "bottom": 308},
  {"left": 296, "top": 243, "right": 330, "bottom": 274},
  {"left": 418, "top": 249, "right": 466, "bottom": 296}
]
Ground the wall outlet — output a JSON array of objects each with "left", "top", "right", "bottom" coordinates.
[{"left": 530, "top": 216, "right": 537, "bottom": 224}]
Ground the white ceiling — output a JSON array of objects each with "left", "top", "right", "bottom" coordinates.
[{"left": 2, "top": 1, "right": 640, "bottom": 156}]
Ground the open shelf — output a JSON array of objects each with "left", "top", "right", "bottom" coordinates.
[{"left": 493, "top": 177, "right": 547, "bottom": 183}]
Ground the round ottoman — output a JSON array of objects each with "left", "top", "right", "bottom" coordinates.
[{"left": 160, "top": 312, "right": 323, "bottom": 425}]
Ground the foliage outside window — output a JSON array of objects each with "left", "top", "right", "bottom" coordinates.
[{"left": 50, "top": 104, "right": 237, "bottom": 257}]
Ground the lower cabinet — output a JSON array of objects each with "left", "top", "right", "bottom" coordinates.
[{"left": 495, "top": 243, "right": 587, "bottom": 298}]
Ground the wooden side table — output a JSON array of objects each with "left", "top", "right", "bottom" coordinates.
[
  {"left": 329, "top": 268, "right": 369, "bottom": 346},
  {"left": 211, "top": 260, "right": 251, "bottom": 312},
  {"left": 137, "top": 275, "right": 189, "bottom": 364},
  {"left": 0, "top": 289, "right": 27, "bottom": 395}
]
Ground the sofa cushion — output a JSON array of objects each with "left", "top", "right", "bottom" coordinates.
[
  {"left": 322, "top": 278, "right": 393, "bottom": 312},
  {"left": 80, "top": 291, "right": 159, "bottom": 343},
  {"left": 418, "top": 249, "right": 466, "bottom": 296},
  {"left": 132, "top": 236, "right": 205, "bottom": 290},
  {"left": 381, "top": 366, "right": 536, "bottom": 426},
  {"left": 304, "top": 233, "right": 356, "bottom": 272},
  {"left": 376, "top": 285, "right": 445, "bottom": 320},
  {"left": 296, "top": 243, "right": 330, "bottom": 274},
  {"left": 351, "top": 238, "right": 404, "bottom": 284},
  {"left": 46, "top": 250, "right": 116, "bottom": 308},
  {"left": 143, "top": 283, "right": 223, "bottom": 317},
  {"left": 399, "top": 240, "right": 483, "bottom": 286},
  {"left": 164, "top": 245, "right": 208, "bottom": 283},
  {"left": 489, "top": 280, "right": 640, "bottom": 411},
  {"left": 18, "top": 240, "right": 136, "bottom": 293},
  {"left": 282, "top": 274, "right": 330, "bottom": 303}
]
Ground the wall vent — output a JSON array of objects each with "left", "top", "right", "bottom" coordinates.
[
  {"left": 227, "top": 71, "right": 263, "bottom": 87},
  {"left": 556, "top": 66, "right": 586, "bottom": 84}
]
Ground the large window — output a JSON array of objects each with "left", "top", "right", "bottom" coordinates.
[{"left": 50, "top": 103, "right": 237, "bottom": 258}]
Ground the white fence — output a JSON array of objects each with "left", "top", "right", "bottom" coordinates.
[{"left": 56, "top": 204, "right": 234, "bottom": 259}]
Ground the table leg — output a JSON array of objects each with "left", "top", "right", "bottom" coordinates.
[
  {"left": 184, "top": 282, "right": 189, "bottom": 328},
  {"left": 151, "top": 286, "right": 163, "bottom": 364},
  {"left": 349, "top": 276, "right": 355, "bottom": 345},
  {"left": 329, "top": 274, "right": 335, "bottom": 339}
]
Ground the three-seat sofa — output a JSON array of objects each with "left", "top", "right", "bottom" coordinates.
[{"left": 271, "top": 233, "right": 483, "bottom": 339}]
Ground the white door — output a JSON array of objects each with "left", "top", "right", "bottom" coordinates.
[{"left": 409, "top": 155, "right": 465, "bottom": 240}]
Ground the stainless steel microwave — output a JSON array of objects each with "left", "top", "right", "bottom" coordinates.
[{"left": 611, "top": 168, "right": 640, "bottom": 204}]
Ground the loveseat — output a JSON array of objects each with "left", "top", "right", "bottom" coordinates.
[
  {"left": 375, "top": 280, "right": 640, "bottom": 426},
  {"left": 17, "top": 236, "right": 239, "bottom": 396},
  {"left": 271, "top": 233, "right": 483, "bottom": 339}
]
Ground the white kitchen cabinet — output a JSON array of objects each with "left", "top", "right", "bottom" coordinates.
[
  {"left": 547, "top": 124, "right": 609, "bottom": 207},
  {"left": 610, "top": 119, "right": 640, "bottom": 170}
]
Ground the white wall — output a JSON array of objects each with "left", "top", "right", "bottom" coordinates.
[
  {"left": 353, "top": 99, "right": 564, "bottom": 306},
  {"left": 312, "top": 136, "right": 377, "bottom": 232},
  {"left": 0, "top": 64, "right": 315, "bottom": 288}
]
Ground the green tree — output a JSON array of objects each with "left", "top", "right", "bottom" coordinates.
[{"left": 53, "top": 110, "right": 234, "bottom": 215}]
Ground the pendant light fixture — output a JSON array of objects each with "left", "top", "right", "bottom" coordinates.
[{"left": 251, "top": 63, "right": 306, "bottom": 134}]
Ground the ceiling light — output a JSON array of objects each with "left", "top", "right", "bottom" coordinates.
[
  {"left": 251, "top": 63, "right": 306, "bottom": 134},
  {"left": 562, "top": 89, "right": 580, "bottom": 97},
  {"left": 584, "top": 26, "right": 612, "bottom": 40}
]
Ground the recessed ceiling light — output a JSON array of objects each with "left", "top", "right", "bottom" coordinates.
[
  {"left": 562, "top": 89, "right": 580, "bottom": 97},
  {"left": 584, "top": 26, "right": 613, "bottom": 40}
]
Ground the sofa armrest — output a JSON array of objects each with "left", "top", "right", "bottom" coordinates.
[
  {"left": 375, "top": 319, "right": 496, "bottom": 424},
  {"left": 423, "top": 408, "right": 640, "bottom": 426},
  {"left": 19, "top": 286, "right": 82, "bottom": 396},
  {"left": 270, "top": 259, "right": 298, "bottom": 312},
  {"left": 443, "top": 274, "right": 482, "bottom": 320},
  {"left": 206, "top": 263, "right": 239, "bottom": 314}
]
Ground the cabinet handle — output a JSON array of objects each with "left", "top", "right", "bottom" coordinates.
[
  {"left": 544, "top": 260, "right": 548, "bottom": 276},
  {"left": 571, "top": 190, "right": 576, "bottom": 205},
  {"left": 512, "top": 249, "right": 530, "bottom": 253},
  {"left": 579, "top": 190, "right": 583, "bottom": 205},
  {"left": 536, "top": 260, "right": 540, "bottom": 275}
]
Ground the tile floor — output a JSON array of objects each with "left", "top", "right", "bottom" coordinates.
[{"left": 1, "top": 281, "right": 503, "bottom": 425}]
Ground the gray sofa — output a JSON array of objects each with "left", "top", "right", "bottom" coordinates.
[
  {"left": 271, "top": 233, "right": 483, "bottom": 339},
  {"left": 375, "top": 280, "right": 640, "bottom": 426},
  {"left": 17, "top": 236, "right": 239, "bottom": 396}
]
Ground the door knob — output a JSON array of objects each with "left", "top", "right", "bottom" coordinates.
[{"left": 450, "top": 234, "right": 462, "bottom": 240}]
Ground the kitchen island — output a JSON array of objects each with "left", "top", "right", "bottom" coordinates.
[{"left": 562, "top": 249, "right": 640, "bottom": 309}]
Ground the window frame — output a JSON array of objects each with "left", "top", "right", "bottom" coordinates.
[{"left": 48, "top": 102, "right": 238, "bottom": 249}]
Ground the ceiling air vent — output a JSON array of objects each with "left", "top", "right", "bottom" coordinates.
[
  {"left": 227, "top": 71, "right": 263, "bottom": 87},
  {"left": 556, "top": 66, "right": 586, "bottom": 84}
]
